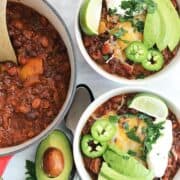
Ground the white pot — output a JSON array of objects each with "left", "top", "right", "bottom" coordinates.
[
  {"left": 0, "top": 0, "right": 76, "bottom": 156},
  {"left": 73, "top": 86, "right": 180, "bottom": 180},
  {"left": 75, "top": 0, "right": 180, "bottom": 85}
]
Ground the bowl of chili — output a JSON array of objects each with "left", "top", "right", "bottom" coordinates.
[
  {"left": 75, "top": 0, "right": 180, "bottom": 85},
  {"left": 73, "top": 87, "right": 180, "bottom": 180},
  {"left": 0, "top": 0, "right": 76, "bottom": 155}
]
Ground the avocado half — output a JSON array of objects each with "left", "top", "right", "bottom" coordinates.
[{"left": 35, "top": 130, "right": 73, "bottom": 180}]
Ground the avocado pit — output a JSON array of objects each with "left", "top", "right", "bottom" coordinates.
[{"left": 43, "top": 147, "right": 64, "bottom": 178}]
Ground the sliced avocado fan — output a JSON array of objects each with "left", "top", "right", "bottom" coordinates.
[
  {"left": 144, "top": 0, "right": 180, "bottom": 51},
  {"left": 103, "top": 144, "right": 154, "bottom": 180}
]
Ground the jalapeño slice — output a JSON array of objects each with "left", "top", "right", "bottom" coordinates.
[
  {"left": 91, "top": 120, "right": 116, "bottom": 142},
  {"left": 81, "top": 135, "right": 107, "bottom": 158},
  {"left": 126, "top": 41, "right": 148, "bottom": 63}
]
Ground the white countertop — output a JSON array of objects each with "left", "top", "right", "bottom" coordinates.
[{"left": 3, "top": 0, "right": 180, "bottom": 179}]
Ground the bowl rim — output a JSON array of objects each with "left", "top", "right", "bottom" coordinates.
[
  {"left": 0, "top": 0, "right": 76, "bottom": 156},
  {"left": 73, "top": 86, "right": 180, "bottom": 180},
  {"left": 74, "top": 0, "right": 180, "bottom": 85}
]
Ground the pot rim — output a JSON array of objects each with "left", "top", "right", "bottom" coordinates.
[{"left": 0, "top": 0, "right": 76, "bottom": 156}]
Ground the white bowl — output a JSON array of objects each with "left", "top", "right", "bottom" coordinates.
[
  {"left": 73, "top": 87, "right": 180, "bottom": 180},
  {"left": 75, "top": 0, "right": 180, "bottom": 85}
]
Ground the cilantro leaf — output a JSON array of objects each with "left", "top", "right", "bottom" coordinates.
[
  {"left": 123, "top": 122, "right": 129, "bottom": 130},
  {"left": 121, "top": 0, "right": 156, "bottom": 17},
  {"left": 25, "top": 160, "right": 37, "bottom": 180},
  {"left": 109, "top": 115, "right": 120, "bottom": 123},
  {"left": 103, "top": 55, "right": 110, "bottom": 61},
  {"left": 143, "top": 120, "right": 165, "bottom": 158},
  {"left": 128, "top": 150, "right": 137, "bottom": 156},
  {"left": 134, "top": 20, "right": 144, "bottom": 32},
  {"left": 110, "top": 28, "right": 128, "bottom": 39},
  {"left": 126, "top": 127, "right": 141, "bottom": 143},
  {"left": 108, "top": 8, "right": 117, "bottom": 16}
]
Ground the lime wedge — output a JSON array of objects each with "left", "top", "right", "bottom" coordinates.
[
  {"left": 129, "top": 93, "right": 168, "bottom": 119},
  {"left": 80, "top": 0, "right": 102, "bottom": 35}
]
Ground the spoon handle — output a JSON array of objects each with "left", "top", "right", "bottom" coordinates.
[{"left": 0, "top": 0, "right": 17, "bottom": 63}]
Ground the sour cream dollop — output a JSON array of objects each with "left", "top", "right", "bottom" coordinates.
[
  {"left": 147, "top": 120, "right": 173, "bottom": 178},
  {"left": 105, "top": 0, "right": 145, "bottom": 16}
]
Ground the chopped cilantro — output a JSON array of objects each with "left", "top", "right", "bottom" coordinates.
[
  {"left": 123, "top": 122, "right": 129, "bottom": 130},
  {"left": 109, "top": 115, "right": 120, "bottom": 123},
  {"left": 108, "top": 8, "right": 117, "bottom": 16},
  {"left": 121, "top": 0, "right": 157, "bottom": 17},
  {"left": 127, "top": 99, "right": 132, "bottom": 106},
  {"left": 25, "top": 160, "right": 37, "bottom": 180},
  {"left": 136, "top": 73, "right": 145, "bottom": 79},
  {"left": 110, "top": 28, "right": 128, "bottom": 39},
  {"left": 141, "top": 127, "right": 147, "bottom": 134},
  {"left": 128, "top": 150, "right": 137, "bottom": 156},
  {"left": 143, "top": 120, "right": 165, "bottom": 157},
  {"left": 137, "top": 113, "right": 153, "bottom": 122},
  {"left": 103, "top": 55, "right": 110, "bottom": 61},
  {"left": 119, "top": 16, "right": 133, "bottom": 22},
  {"left": 145, "top": 0, "right": 157, "bottom": 13},
  {"left": 119, "top": 16, "right": 144, "bottom": 33},
  {"left": 134, "top": 20, "right": 144, "bottom": 32},
  {"left": 126, "top": 127, "right": 141, "bottom": 143}
]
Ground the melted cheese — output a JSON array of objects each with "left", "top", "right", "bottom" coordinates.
[
  {"left": 116, "top": 21, "right": 143, "bottom": 50},
  {"left": 113, "top": 116, "right": 147, "bottom": 159}
]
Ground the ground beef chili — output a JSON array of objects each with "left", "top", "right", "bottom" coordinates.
[
  {"left": 82, "top": 94, "right": 180, "bottom": 180},
  {"left": 0, "top": 2, "right": 71, "bottom": 147},
  {"left": 82, "top": 0, "right": 179, "bottom": 80}
]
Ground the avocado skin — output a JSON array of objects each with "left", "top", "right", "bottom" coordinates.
[
  {"left": 103, "top": 145, "right": 153, "bottom": 180},
  {"left": 35, "top": 130, "right": 73, "bottom": 180}
]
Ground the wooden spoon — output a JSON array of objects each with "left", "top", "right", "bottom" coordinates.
[{"left": 0, "top": 0, "right": 17, "bottom": 63}]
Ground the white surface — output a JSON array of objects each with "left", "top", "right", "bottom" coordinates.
[{"left": 3, "top": 0, "right": 180, "bottom": 180}]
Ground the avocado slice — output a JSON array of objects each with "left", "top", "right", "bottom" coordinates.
[
  {"left": 155, "top": 0, "right": 169, "bottom": 51},
  {"left": 144, "top": 0, "right": 180, "bottom": 51},
  {"left": 103, "top": 145, "right": 153, "bottom": 180},
  {"left": 144, "top": 10, "right": 161, "bottom": 48},
  {"left": 156, "top": 0, "right": 180, "bottom": 51},
  {"left": 164, "top": 0, "right": 180, "bottom": 51},
  {"left": 99, "top": 162, "right": 143, "bottom": 180},
  {"left": 98, "top": 173, "right": 108, "bottom": 180},
  {"left": 35, "top": 130, "right": 73, "bottom": 180}
]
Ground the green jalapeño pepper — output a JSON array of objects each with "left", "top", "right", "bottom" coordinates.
[
  {"left": 81, "top": 135, "right": 107, "bottom": 158},
  {"left": 142, "top": 50, "right": 164, "bottom": 71},
  {"left": 125, "top": 41, "right": 148, "bottom": 63},
  {"left": 91, "top": 120, "right": 116, "bottom": 142}
]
